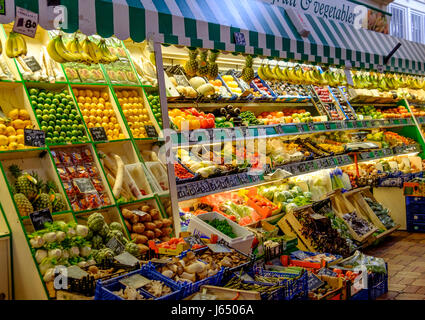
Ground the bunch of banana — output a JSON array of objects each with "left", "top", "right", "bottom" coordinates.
[
  {"left": 5, "top": 32, "right": 27, "bottom": 58},
  {"left": 46, "top": 34, "right": 78, "bottom": 63},
  {"left": 97, "top": 39, "right": 119, "bottom": 63},
  {"left": 65, "top": 36, "right": 93, "bottom": 64},
  {"left": 132, "top": 40, "right": 157, "bottom": 86}
]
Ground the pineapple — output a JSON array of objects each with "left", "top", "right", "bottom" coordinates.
[
  {"left": 184, "top": 48, "right": 198, "bottom": 77},
  {"left": 14, "top": 193, "right": 34, "bottom": 216},
  {"left": 45, "top": 180, "right": 66, "bottom": 213},
  {"left": 33, "top": 193, "right": 52, "bottom": 212},
  {"left": 207, "top": 51, "right": 219, "bottom": 80},
  {"left": 197, "top": 50, "right": 209, "bottom": 77},
  {"left": 9, "top": 165, "right": 38, "bottom": 201},
  {"left": 241, "top": 55, "right": 254, "bottom": 83}
]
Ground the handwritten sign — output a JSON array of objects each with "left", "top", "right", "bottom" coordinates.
[
  {"left": 24, "top": 129, "right": 45, "bottom": 147},
  {"left": 114, "top": 251, "right": 139, "bottom": 267},
  {"left": 89, "top": 127, "right": 108, "bottom": 142},
  {"left": 73, "top": 178, "right": 96, "bottom": 194},
  {"left": 144, "top": 125, "right": 158, "bottom": 138},
  {"left": 119, "top": 274, "right": 151, "bottom": 289},
  {"left": 13, "top": 7, "right": 38, "bottom": 38},
  {"left": 307, "top": 271, "right": 324, "bottom": 291},
  {"left": 23, "top": 56, "right": 42, "bottom": 72},
  {"left": 29, "top": 207, "right": 53, "bottom": 231},
  {"left": 106, "top": 237, "right": 125, "bottom": 255}
]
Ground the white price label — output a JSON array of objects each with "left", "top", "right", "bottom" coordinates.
[{"left": 13, "top": 7, "right": 38, "bottom": 38}]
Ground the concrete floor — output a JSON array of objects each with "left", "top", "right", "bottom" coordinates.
[{"left": 365, "top": 231, "right": 425, "bottom": 300}]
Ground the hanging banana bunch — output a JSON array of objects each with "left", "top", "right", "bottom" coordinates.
[{"left": 6, "top": 32, "right": 27, "bottom": 58}]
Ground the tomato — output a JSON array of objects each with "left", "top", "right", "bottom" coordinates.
[
  {"left": 206, "top": 118, "right": 215, "bottom": 128},
  {"left": 200, "top": 118, "right": 209, "bottom": 129}
]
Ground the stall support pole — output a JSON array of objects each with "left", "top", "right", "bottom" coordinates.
[{"left": 153, "top": 39, "right": 181, "bottom": 236}]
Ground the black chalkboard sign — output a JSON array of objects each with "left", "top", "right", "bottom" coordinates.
[
  {"left": 318, "top": 267, "right": 338, "bottom": 277},
  {"left": 30, "top": 207, "right": 53, "bottom": 231},
  {"left": 24, "top": 129, "right": 45, "bottom": 147},
  {"left": 307, "top": 271, "right": 324, "bottom": 291},
  {"left": 144, "top": 125, "right": 158, "bottom": 138},
  {"left": 89, "top": 127, "right": 108, "bottom": 142},
  {"left": 184, "top": 234, "right": 205, "bottom": 248},
  {"left": 106, "top": 237, "right": 125, "bottom": 255},
  {"left": 73, "top": 178, "right": 96, "bottom": 194},
  {"left": 23, "top": 56, "right": 42, "bottom": 72}
]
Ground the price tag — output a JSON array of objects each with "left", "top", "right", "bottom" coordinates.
[
  {"left": 382, "top": 148, "right": 393, "bottom": 157},
  {"left": 177, "top": 185, "right": 188, "bottom": 199},
  {"left": 114, "top": 251, "right": 139, "bottom": 267},
  {"left": 377, "top": 64, "right": 385, "bottom": 73},
  {"left": 13, "top": 7, "right": 38, "bottom": 38},
  {"left": 73, "top": 178, "right": 96, "bottom": 194},
  {"left": 106, "top": 237, "right": 125, "bottom": 255},
  {"left": 239, "top": 126, "right": 250, "bottom": 137},
  {"left": 184, "top": 234, "right": 205, "bottom": 248},
  {"left": 217, "top": 176, "right": 230, "bottom": 189},
  {"left": 318, "top": 267, "right": 338, "bottom": 277},
  {"left": 24, "top": 128, "right": 45, "bottom": 147},
  {"left": 144, "top": 125, "right": 158, "bottom": 138},
  {"left": 207, "top": 243, "right": 232, "bottom": 253},
  {"left": 119, "top": 274, "right": 151, "bottom": 289},
  {"left": 238, "top": 172, "right": 250, "bottom": 184},
  {"left": 344, "top": 69, "right": 354, "bottom": 86},
  {"left": 343, "top": 155, "right": 352, "bottom": 164},
  {"left": 196, "top": 180, "right": 211, "bottom": 193},
  {"left": 23, "top": 56, "right": 42, "bottom": 72},
  {"left": 291, "top": 164, "right": 301, "bottom": 174},
  {"left": 133, "top": 210, "right": 149, "bottom": 218},
  {"left": 384, "top": 119, "right": 391, "bottom": 126},
  {"left": 296, "top": 123, "right": 304, "bottom": 133},
  {"left": 89, "top": 127, "right": 108, "bottom": 142},
  {"left": 227, "top": 174, "right": 240, "bottom": 187},
  {"left": 298, "top": 163, "right": 307, "bottom": 173},
  {"left": 224, "top": 128, "right": 237, "bottom": 140},
  {"left": 188, "top": 180, "right": 203, "bottom": 195},
  {"left": 0, "top": 0, "right": 5, "bottom": 15},
  {"left": 208, "top": 178, "right": 222, "bottom": 192},
  {"left": 29, "top": 207, "right": 53, "bottom": 231},
  {"left": 250, "top": 174, "right": 261, "bottom": 183},
  {"left": 307, "top": 271, "right": 325, "bottom": 291},
  {"left": 362, "top": 120, "right": 368, "bottom": 127},
  {"left": 66, "top": 265, "right": 89, "bottom": 280},
  {"left": 233, "top": 32, "right": 246, "bottom": 46},
  {"left": 335, "top": 122, "right": 342, "bottom": 129},
  {"left": 324, "top": 122, "right": 331, "bottom": 130},
  {"left": 307, "top": 122, "right": 316, "bottom": 131}
]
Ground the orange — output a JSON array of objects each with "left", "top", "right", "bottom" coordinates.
[
  {"left": 113, "top": 128, "right": 120, "bottom": 136},
  {"left": 77, "top": 89, "right": 85, "bottom": 96},
  {"left": 128, "top": 97, "right": 134, "bottom": 104},
  {"left": 73, "top": 88, "right": 79, "bottom": 96},
  {"left": 132, "top": 90, "right": 138, "bottom": 97},
  {"left": 84, "top": 102, "right": 91, "bottom": 109},
  {"left": 101, "top": 122, "right": 109, "bottom": 129},
  {"left": 83, "top": 115, "right": 89, "bottom": 123},
  {"left": 87, "top": 122, "right": 95, "bottom": 128},
  {"left": 115, "top": 91, "right": 122, "bottom": 98},
  {"left": 93, "top": 90, "right": 100, "bottom": 98},
  {"left": 108, "top": 123, "right": 115, "bottom": 130},
  {"left": 114, "top": 123, "right": 120, "bottom": 130},
  {"left": 105, "top": 102, "right": 112, "bottom": 109},
  {"left": 123, "top": 110, "right": 130, "bottom": 117},
  {"left": 85, "top": 89, "right": 93, "bottom": 98},
  {"left": 77, "top": 96, "right": 85, "bottom": 104},
  {"left": 81, "top": 109, "right": 89, "bottom": 117},
  {"left": 97, "top": 103, "right": 105, "bottom": 111},
  {"left": 102, "top": 92, "right": 109, "bottom": 101},
  {"left": 96, "top": 109, "right": 103, "bottom": 117},
  {"left": 89, "top": 109, "right": 97, "bottom": 116},
  {"left": 122, "top": 97, "right": 128, "bottom": 104},
  {"left": 89, "top": 115, "right": 96, "bottom": 123},
  {"left": 118, "top": 98, "right": 124, "bottom": 105},
  {"left": 102, "top": 116, "right": 109, "bottom": 123},
  {"left": 122, "top": 90, "right": 129, "bottom": 98},
  {"left": 106, "top": 129, "right": 113, "bottom": 136},
  {"left": 98, "top": 98, "right": 105, "bottom": 105},
  {"left": 110, "top": 117, "right": 117, "bottom": 124},
  {"left": 92, "top": 97, "right": 98, "bottom": 104},
  {"left": 85, "top": 97, "right": 92, "bottom": 104},
  {"left": 96, "top": 116, "right": 102, "bottom": 123}
]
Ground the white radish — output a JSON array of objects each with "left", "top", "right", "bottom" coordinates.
[{"left": 111, "top": 153, "right": 124, "bottom": 198}]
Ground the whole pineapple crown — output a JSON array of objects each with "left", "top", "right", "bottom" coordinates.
[
  {"left": 245, "top": 55, "right": 253, "bottom": 67},
  {"left": 188, "top": 48, "right": 198, "bottom": 59},
  {"left": 208, "top": 51, "right": 219, "bottom": 63},
  {"left": 9, "top": 164, "right": 22, "bottom": 179}
]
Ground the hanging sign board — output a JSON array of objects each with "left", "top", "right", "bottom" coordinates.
[
  {"left": 233, "top": 32, "right": 246, "bottom": 46},
  {"left": 13, "top": 7, "right": 38, "bottom": 38}
]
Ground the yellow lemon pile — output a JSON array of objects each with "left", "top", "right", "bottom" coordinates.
[
  {"left": 115, "top": 89, "right": 152, "bottom": 138},
  {"left": 75, "top": 88, "right": 125, "bottom": 140},
  {"left": 0, "top": 109, "right": 33, "bottom": 151}
]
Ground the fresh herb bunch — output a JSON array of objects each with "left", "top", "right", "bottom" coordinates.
[{"left": 207, "top": 218, "right": 236, "bottom": 238}]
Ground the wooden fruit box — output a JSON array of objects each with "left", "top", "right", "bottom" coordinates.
[
  {"left": 329, "top": 189, "right": 377, "bottom": 243},
  {"left": 308, "top": 275, "right": 346, "bottom": 300},
  {"left": 184, "top": 285, "right": 261, "bottom": 300},
  {"left": 277, "top": 207, "right": 316, "bottom": 252},
  {"left": 0, "top": 148, "right": 71, "bottom": 217},
  {"left": 95, "top": 140, "right": 154, "bottom": 203},
  {"left": 69, "top": 84, "right": 131, "bottom": 141}
]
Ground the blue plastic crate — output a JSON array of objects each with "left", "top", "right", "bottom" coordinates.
[
  {"left": 407, "top": 222, "right": 425, "bottom": 232},
  {"left": 405, "top": 196, "right": 425, "bottom": 215},
  {"left": 146, "top": 258, "right": 224, "bottom": 299},
  {"left": 349, "top": 289, "right": 369, "bottom": 300},
  {"left": 94, "top": 265, "right": 181, "bottom": 300},
  {"left": 348, "top": 264, "right": 388, "bottom": 300},
  {"left": 225, "top": 274, "right": 284, "bottom": 300},
  {"left": 250, "top": 266, "right": 308, "bottom": 300},
  {"left": 407, "top": 213, "right": 425, "bottom": 223}
]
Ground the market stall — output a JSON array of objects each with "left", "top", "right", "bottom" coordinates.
[
  {"left": 0, "top": 203, "right": 12, "bottom": 300},
  {"left": 0, "top": 0, "right": 424, "bottom": 301}
]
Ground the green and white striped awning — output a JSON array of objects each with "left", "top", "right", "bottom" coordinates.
[{"left": 2, "top": 0, "right": 425, "bottom": 75}]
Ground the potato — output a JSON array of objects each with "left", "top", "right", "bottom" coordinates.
[
  {"left": 150, "top": 209, "right": 160, "bottom": 220},
  {"left": 153, "top": 228, "right": 162, "bottom": 238},
  {"left": 140, "top": 214, "right": 151, "bottom": 222},
  {"left": 137, "top": 244, "right": 149, "bottom": 255},
  {"left": 141, "top": 205, "right": 151, "bottom": 212},
  {"left": 161, "top": 218, "right": 172, "bottom": 227},
  {"left": 153, "top": 220, "right": 163, "bottom": 229},
  {"left": 130, "top": 214, "right": 139, "bottom": 225},
  {"left": 124, "top": 220, "right": 132, "bottom": 232},
  {"left": 135, "top": 234, "right": 148, "bottom": 244},
  {"left": 133, "top": 223, "right": 145, "bottom": 234},
  {"left": 121, "top": 209, "right": 133, "bottom": 220},
  {"left": 145, "top": 222, "right": 156, "bottom": 230},
  {"left": 161, "top": 227, "right": 173, "bottom": 236},
  {"left": 143, "top": 230, "right": 155, "bottom": 239},
  {"left": 130, "top": 233, "right": 138, "bottom": 241}
]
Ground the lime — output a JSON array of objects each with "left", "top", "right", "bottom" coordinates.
[
  {"left": 74, "top": 116, "right": 81, "bottom": 123},
  {"left": 40, "top": 121, "right": 48, "bottom": 127},
  {"left": 54, "top": 94, "right": 61, "bottom": 100},
  {"left": 58, "top": 137, "right": 65, "bottom": 144},
  {"left": 72, "top": 124, "right": 78, "bottom": 130},
  {"left": 42, "top": 109, "right": 49, "bottom": 116},
  {"left": 49, "top": 115, "right": 56, "bottom": 122},
  {"left": 58, "top": 103, "right": 65, "bottom": 109},
  {"left": 43, "top": 104, "right": 51, "bottom": 110},
  {"left": 41, "top": 125, "right": 48, "bottom": 132},
  {"left": 66, "top": 131, "right": 73, "bottom": 138},
  {"left": 69, "top": 114, "right": 75, "bottom": 121},
  {"left": 67, "top": 119, "right": 73, "bottom": 126},
  {"left": 46, "top": 132, "right": 52, "bottom": 138},
  {"left": 65, "top": 137, "right": 71, "bottom": 142},
  {"left": 30, "top": 95, "right": 38, "bottom": 101},
  {"left": 48, "top": 121, "right": 55, "bottom": 127},
  {"left": 56, "top": 120, "right": 62, "bottom": 127},
  {"left": 42, "top": 115, "right": 49, "bottom": 122},
  {"left": 54, "top": 125, "right": 61, "bottom": 132},
  {"left": 46, "top": 93, "right": 53, "bottom": 99},
  {"left": 60, "top": 132, "right": 66, "bottom": 138},
  {"left": 39, "top": 92, "right": 46, "bottom": 99},
  {"left": 61, "top": 119, "right": 68, "bottom": 126},
  {"left": 45, "top": 137, "right": 52, "bottom": 144},
  {"left": 148, "top": 95, "right": 154, "bottom": 101},
  {"left": 78, "top": 124, "right": 85, "bottom": 131},
  {"left": 71, "top": 109, "right": 78, "bottom": 116},
  {"left": 37, "top": 103, "right": 44, "bottom": 110},
  {"left": 60, "top": 125, "right": 67, "bottom": 132},
  {"left": 61, "top": 98, "right": 68, "bottom": 105},
  {"left": 52, "top": 137, "right": 59, "bottom": 144},
  {"left": 49, "top": 108, "right": 56, "bottom": 115},
  {"left": 29, "top": 88, "right": 39, "bottom": 96},
  {"left": 71, "top": 130, "right": 78, "bottom": 137},
  {"left": 38, "top": 97, "right": 45, "bottom": 104},
  {"left": 44, "top": 98, "right": 52, "bottom": 105},
  {"left": 65, "top": 105, "right": 72, "bottom": 111},
  {"left": 63, "top": 109, "right": 70, "bottom": 115},
  {"left": 57, "top": 107, "right": 64, "bottom": 114},
  {"left": 52, "top": 98, "right": 60, "bottom": 105},
  {"left": 68, "top": 101, "right": 75, "bottom": 107},
  {"left": 73, "top": 120, "right": 79, "bottom": 125},
  {"left": 53, "top": 131, "right": 60, "bottom": 138},
  {"left": 35, "top": 109, "right": 42, "bottom": 117},
  {"left": 47, "top": 126, "right": 54, "bottom": 133},
  {"left": 71, "top": 136, "right": 78, "bottom": 143}
]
